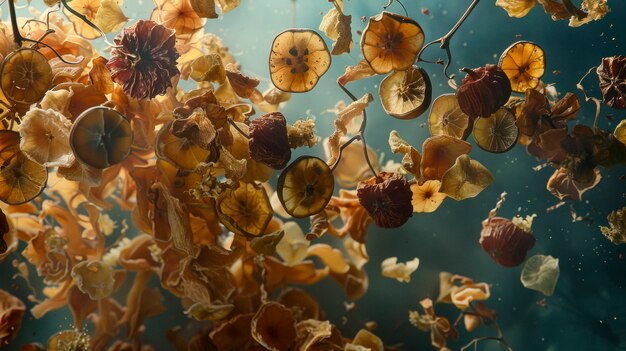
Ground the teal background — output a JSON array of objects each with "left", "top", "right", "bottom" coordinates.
[{"left": 3, "top": 0, "right": 626, "bottom": 350}]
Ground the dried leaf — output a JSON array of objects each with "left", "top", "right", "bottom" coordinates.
[
  {"left": 190, "top": 0, "right": 218, "bottom": 18},
  {"left": 94, "top": 0, "right": 129, "bottom": 33},
  {"left": 440, "top": 155, "right": 493, "bottom": 201},
  {"left": 190, "top": 54, "right": 225, "bottom": 83},
  {"left": 217, "top": 0, "right": 240, "bottom": 13}
]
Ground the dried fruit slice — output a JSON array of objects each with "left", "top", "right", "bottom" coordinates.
[
  {"left": 216, "top": 182, "right": 273, "bottom": 238},
  {"left": 155, "top": 120, "right": 214, "bottom": 170},
  {"left": 473, "top": 108, "right": 519, "bottom": 153},
  {"left": 0, "top": 48, "right": 52, "bottom": 105},
  {"left": 0, "top": 131, "right": 47, "bottom": 205},
  {"left": 499, "top": 41, "right": 545, "bottom": 93},
  {"left": 615, "top": 119, "right": 626, "bottom": 146},
  {"left": 277, "top": 156, "right": 334, "bottom": 218},
  {"left": 379, "top": 66, "right": 431, "bottom": 120},
  {"left": 361, "top": 11, "right": 424, "bottom": 74},
  {"left": 269, "top": 29, "right": 331, "bottom": 93},
  {"left": 428, "top": 94, "right": 472, "bottom": 140},
  {"left": 70, "top": 106, "right": 133, "bottom": 169}
]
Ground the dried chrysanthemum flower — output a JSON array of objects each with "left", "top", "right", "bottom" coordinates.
[
  {"left": 600, "top": 206, "right": 626, "bottom": 245},
  {"left": 249, "top": 112, "right": 292, "bottom": 169},
  {"left": 107, "top": 20, "right": 180, "bottom": 100},
  {"left": 357, "top": 172, "right": 413, "bottom": 228}
]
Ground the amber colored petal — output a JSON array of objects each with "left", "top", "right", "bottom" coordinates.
[
  {"left": 251, "top": 302, "right": 297, "bottom": 351},
  {"left": 421, "top": 135, "right": 472, "bottom": 181}
]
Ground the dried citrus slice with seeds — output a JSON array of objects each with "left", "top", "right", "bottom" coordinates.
[
  {"left": 70, "top": 106, "right": 133, "bottom": 169},
  {"left": 0, "top": 48, "right": 52, "bottom": 105},
  {"left": 473, "top": 108, "right": 519, "bottom": 153},
  {"left": 216, "top": 182, "right": 273, "bottom": 238},
  {"left": 361, "top": 12, "right": 425, "bottom": 74},
  {"left": 428, "top": 94, "right": 472, "bottom": 140},
  {"left": 499, "top": 41, "right": 545, "bottom": 93},
  {"left": 269, "top": 29, "right": 331, "bottom": 93},
  {"left": 0, "top": 131, "right": 47, "bottom": 205},
  {"left": 379, "top": 66, "right": 431, "bottom": 120},
  {"left": 277, "top": 156, "right": 334, "bottom": 218}
]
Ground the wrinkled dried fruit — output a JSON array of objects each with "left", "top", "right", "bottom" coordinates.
[
  {"left": 249, "top": 112, "right": 292, "bottom": 169},
  {"left": 456, "top": 64, "right": 512, "bottom": 118},
  {"left": 357, "top": 172, "right": 412, "bottom": 228},
  {"left": 480, "top": 217, "right": 536, "bottom": 267}
]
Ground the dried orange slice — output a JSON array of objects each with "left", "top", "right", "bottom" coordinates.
[
  {"left": 155, "top": 121, "right": 214, "bottom": 171},
  {"left": 379, "top": 66, "right": 431, "bottom": 120},
  {"left": 216, "top": 182, "right": 273, "bottom": 238},
  {"left": 269, "top": 29, "right": 331, "bottom": 93},
  {"left": 70, "top": 106, "right": 133, "bottom": 169},
  {"left": 428, "top": 94, "right": 472, "bottom": 140},
  {"left": 277, "top": 156, "right": 334, "bottom": 218},
  {"left": 0, "top": 48, "right": 52, "bottom": 105},
  {"left": 499, "top": 41, "right": 545, "bottom": 93},
  {"left": 473, "top": 108, "right": 519, "bottom": 153},
  {"left": 0, "top": 131, "right": 47, "bottom": 205},
  {"left": 361, "top": 12, "right": 424, "bottom": 74}
]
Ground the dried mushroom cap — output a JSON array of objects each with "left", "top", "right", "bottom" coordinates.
[
  {"left": 472, "top": 107, "right": 519, "bottom": 153},
  {"left": 499, "top": 41, "right": 546, "bottom": 93},
  {"left": 361, "top": 11, "right": 425, "bottom": 74},
  {"left": 420, "top": 135, "right": 472, "bottom": 181},
  {"left": 251, "top": 302, "right": 297, "bottom": 351},
  {"left": 277, "top": 156, "right": 334, "bottom": 218},
  {"left": 216, "top": 181, "right": 273, "bottom": 238},
  {"left": 428, "top": 94, "right": 472, "bottom": 140},
  {"left": 70, "top": 106, "right": 133, "bottom": 169},
  {"left": 379, "top": 66, "right": 432, "bottom": 120},
  {"left": 71, "top": 260, "right": 115, "bottom": 300},
  {"left": 0, "top": 48, "right": 52, "bottom": 105},
  {"left": 440, "top": 155, "right": 493, "bottom": 201},
  {"left": 0, "top": 131, "right": 47, "bottom": 205},
  {"left": 269, "top": 29, "right": 331, "bottom": 93},
  {"left": 521, "top": 254, "right": 560, "bottom": 296},
  {"left": 47, "top": 329, "right": 90, "bottom": 351},
  {"left": 0, "top": 289, "right": 25, "bottom": 346}
]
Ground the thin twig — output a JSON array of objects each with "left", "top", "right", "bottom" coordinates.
[
  {"left": 576, "top": 66, "right": 601, "bottom": 128},
  {"left": 383, "top": 0, "right": 408, "bottom": 17},
  {"left": 227, "top": 118, "right": 250, "bottom": 139},
  {"left": 416, "top": 0, "right": 481, "bottom": 79}
]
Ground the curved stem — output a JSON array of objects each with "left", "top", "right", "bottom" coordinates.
[
  {"left": 576, "top": 66, "right": 601, "bottom": 128},
  {"left": 60, "top": 0, "right": 117, "bottom": 47},
  {"left": 8, "top": 0, "right": 22, "bottom": 47},
  {"left": 227, "top": 117, "right": 250, "bottom": 139},
  {"left": 330, "top": 134, "right": 360, "bottom": 172},
  {"left": 416, "top": 0, "right": 481, "bottom": 79}
]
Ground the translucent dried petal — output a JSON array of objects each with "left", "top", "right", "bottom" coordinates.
[
  {"left": 19, "top": 108, "right": 74, "bottom": 167},
  {"left": 381, "top": 256, "right": 419, "bottom": 283},
  {"left": 521, "top": 254, "right": 560, "bottom": 296},
  {"left": 440, "top": 155, "right": 493, "bottom": 201},
  {"left": 71, "top": 260, "right": 115, "bottom": 300}
]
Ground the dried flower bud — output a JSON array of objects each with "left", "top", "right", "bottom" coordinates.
[
  {"left": 456, "top": 64, "right": 512, "bottom": 118},
  {"left": 357, "top": 172, "right": 413, "bottom": 228},
  {"left": 107, "top": 20, "right": 180, "bottom": 100},
  {"left": 479, "top": 217, "right": 536, "bottom": 267},
  {"left": 249, "top": 112, "right": 291, "bottom": 169},
  {"left": 597, "top": 55, "right": 626, "bottom": 110}
]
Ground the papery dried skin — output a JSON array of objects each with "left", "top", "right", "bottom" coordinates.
[
  {"left": 319, "top": 7, "right": 353, "bottom": 55},
  {"left": 338, "top": 59, "right": 376, "bottom": 86},
  {"left": 19, "top": 108, "right": 74, "bottom": 167}
]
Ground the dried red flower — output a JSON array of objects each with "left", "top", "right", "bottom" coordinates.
[
  {"left": 356, "top": 172, "right": 413, "bottom": 228},
  {"left": 107, "top": 20, "right": 180, "bottom": 100},
  {"left": 249, "top": 112, "right": 292, "bottom": 169},
  {"left": 597, "top": 55, "right": 626, "bottom": 110},
  {"left": 456, "top": 64, "right": 511, "bottom": 118},
  {"left": 479, "top": 217, "right": 535, "bottom": 267}
]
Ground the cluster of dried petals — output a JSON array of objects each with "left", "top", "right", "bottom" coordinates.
[
  {"left": 600, "top": 206, "right": 626, "bottom": 245},
  {"left": 107, "top": 20, "right": 180, "bottom": 100},
  {"left": 356, "top": 172, "right": 413, "bottom": 229}
]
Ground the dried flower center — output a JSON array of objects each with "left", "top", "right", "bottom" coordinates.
[
  {"left": 384, "top": 32, "right": 404, "bottom": 51},
  {"left": 284, "top": 46, "right": 310, "bottom": 75}
]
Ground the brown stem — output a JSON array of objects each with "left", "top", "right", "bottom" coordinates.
[
  {"left": 576, "top": 66, "right": 601, "bottom": 129},
  {"left": 8, "top": 0, "right": 22, "bottom": 47},
  {"left": 227, "top": 117, "right": 250, "bottom": 138},
  {"left": 417, "top": 0, "right": 481, "bottom": 79},
  {"left": 460, "top": 67, "right": 482, "bottom": 80}
]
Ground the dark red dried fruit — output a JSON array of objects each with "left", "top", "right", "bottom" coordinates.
[
  {"left": 479, "top": 217, "right": 535, "bottom": 267},
  {"left": 249, "top": 112, "right": 291, "bottom": 169},
  {"left": 0, "top": 209, "right": 8, "bottom": 254},
  {"left": 107, "top": 20, "right": 180, "bottom": 100},
  {"left": 456, "top": 64, "right": 512, "bottom": 119},
  {"left": 356, "top": 172, "right": 412, "bottom": 229},
  {"left": 597, "top": 55, "right": 626, "bottom": 110}
]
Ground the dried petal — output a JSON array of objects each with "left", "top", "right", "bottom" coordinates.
[{"left": 381, "top": 257, "right": 419, "bottom": 283}]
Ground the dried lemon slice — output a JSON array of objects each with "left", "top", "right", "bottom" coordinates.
[
  {"left": 0, "top": 131, "right": 47, "bottom": 205},
  {"left": 269, "top": 29, "right": 331, "bottom": 93},
  {"left": 499, "top": 41, "right": 545, "bottom": 93},
  {"left": 277, "top": 156, "right": 334, "bottom": 218},
  {"left": 361, "top": 12, "right": 424, "bottom": 74},
  {"left": 379, "top": 66, "right": 431, "bottom": 120},
  {"left": 0, "top": 48, "right": 52, "bottom": 105},
  {"left": 216, "top": 182, "right": 273, "bottom": 238},
  {"left": 70, "top": 106, "right": 133, "bottom": 169},
  {"left": 473, "top": 108, "right": 519, "bottom": 153},
  {"left": 428, "top": 94, "right": 472, "bottom": 140}
]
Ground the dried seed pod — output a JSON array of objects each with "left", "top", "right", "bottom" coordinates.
[
  {"left": 456, "top": 64, "right": 512, "bottom": 119},
  {"left": 480, "top": 217, "right": 536, "bottom": 267},
  {"left": 249, "top": 112, "right": 291, "bottom": 169},
  {"left": 597, "top": 55, "right": 626, "bottom": 110},
  {"left": 357, "top": 172, "right": 412, "bottom": 228}
]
